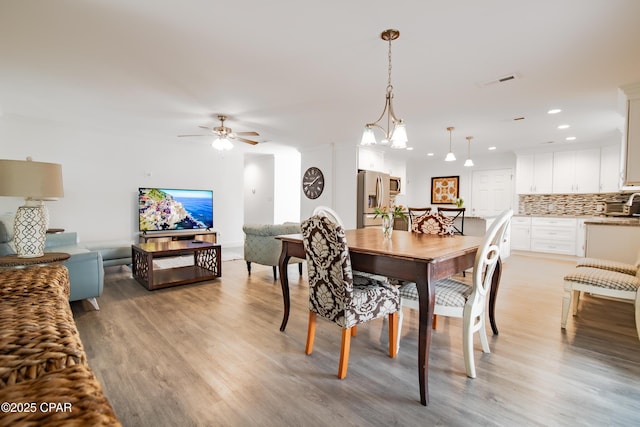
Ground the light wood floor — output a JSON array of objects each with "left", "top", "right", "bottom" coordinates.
[{"left": 71, "top": 254, "right": 640, "bottom": 426}]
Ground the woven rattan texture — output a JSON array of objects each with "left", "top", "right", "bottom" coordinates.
[
  {"left": 0, "top": 266, "right": 87, "bottom": 388},
  {"left": 0, "top": 265, "right": 70, "bottom": 299},
  {"left": 0, "top": 364, "right": 122, "bottom": 426}
]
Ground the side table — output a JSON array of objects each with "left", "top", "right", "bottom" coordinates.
[{"left": 0, "top": 252, "right": 71, "bottom": 269}]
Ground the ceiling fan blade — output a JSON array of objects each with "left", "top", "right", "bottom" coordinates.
[
  {"left": 234, "top": 137, "right": 259, "bottom": 145},
  {"left": 234, "top": 131, "right": 259, "bottom": 136},
  {"left": 198, "top": 125, "right": 213, "bottom": 130},
  {"left": 178, "top": 134, "right": 209, "bottom": 137}
]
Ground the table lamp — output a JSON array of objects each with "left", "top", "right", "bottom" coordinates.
[{"left": 0, "top": 157, "right": 64, "bottom": 257}]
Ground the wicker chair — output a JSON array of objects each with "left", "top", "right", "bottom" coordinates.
[{"left": 301, "top": 215, "right": 400, "bottom": 379}]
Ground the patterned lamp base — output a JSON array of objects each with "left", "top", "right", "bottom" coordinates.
[{"left": 13, "top": 205, "right": 47, "bottom": 258}]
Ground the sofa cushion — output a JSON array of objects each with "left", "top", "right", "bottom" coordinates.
[
  {"left": 84, "top": 241, "right": 133, "bottom": 260},
  {"left": 0, "top": 212, "right": 14, "bottom": 243}
]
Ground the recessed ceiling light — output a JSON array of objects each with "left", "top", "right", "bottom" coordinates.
[
  {"left": 566, "top": 136, "right": 576, "bottom": 141},
  {"left": 427, "top": 152, "right": 434, "bottom": 156},
  {"left": 406, "top": 147, "right": 414, "bottom": 151},
  {"left": 488, "top": 146, "right": 497, "bottom": 150},
  {"left": 548, "top": 109, "right": 562, "bottom": 114},
  {"left": 557, "top": 124, "right": 570, "bottom": 129}
]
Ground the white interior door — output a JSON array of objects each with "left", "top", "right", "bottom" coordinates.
[{"left": 471, "top": 169, "right": 514, "bottom": 217}]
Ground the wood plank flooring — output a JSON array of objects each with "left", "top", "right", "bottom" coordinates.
[{"left": 71, "top": 253, "right": 640, "bottom": 426}]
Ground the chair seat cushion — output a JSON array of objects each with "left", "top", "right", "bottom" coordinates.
[
  {"left": 345, "top": 276, "right": 399, "bottom": 327},
  {"left": 575, "top": 258, "right": 638, "bottom": 276},
  {"left": 564, "top": 267, "right": 640, "bottom": 292},
  {"left": 398, "top": 278, "right": 472, "bottom": 307}
]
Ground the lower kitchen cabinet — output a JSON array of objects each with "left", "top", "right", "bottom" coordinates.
[
  {"left": 531, "top": 217, "right": 577, "bottom": 255},
  {"left": 512, "top": 216, "right": 584, "bottom": 256}
]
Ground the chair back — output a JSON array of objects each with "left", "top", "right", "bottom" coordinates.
[
  {"left": 437, "top": 207, "right": 466, "bottom": 235},
  {"left": 312, "top": 206, "right": 345, "bottom": 227},
  {"left": 301, "top": 215, "right": 354, "bottom": 325},
  {"left": 410, "top": 212, "right": 456, "bottom": 235},
  {"left": 467, "top": 209, "right": 513, "bottom": 315}
]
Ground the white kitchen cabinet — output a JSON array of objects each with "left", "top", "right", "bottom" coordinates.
[
  {"left": 516, "top": 153, "right": 553, "bottom": 194},
  {"left": 530, "top": 217, "right": 577, "bottom": 255},
  {"left": 599, "top": 144, "right": 621, "bottom": 192},
  {"left": 510, "top": 216, "right": 531, "bottom": 251},
  {"left": 552, "top": 148, "right": 601, "bottom": 193}
]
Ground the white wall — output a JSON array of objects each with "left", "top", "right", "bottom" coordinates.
[
  {"left": 244, "top": 154, "right": 275, "bottom": 225},
  {"left": 405, "top": 151, "right": 517, "bottom": 212},
  {"left": 0, "top": 115, "right": 246, "bottom": 247},
  {"left": 273, "top": 151, "right": 301, "bottom": 224},
  {"left": 300, "top": 143, "right": 358, "bottom": 228}
]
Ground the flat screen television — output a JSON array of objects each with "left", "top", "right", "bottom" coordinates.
[{"left": 138, "top": 188, "right": 214, "bottom": 232}]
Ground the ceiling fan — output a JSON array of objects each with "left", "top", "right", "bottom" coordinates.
[{"left": 178, "top": 115, "right": 260, "bottom": 150}]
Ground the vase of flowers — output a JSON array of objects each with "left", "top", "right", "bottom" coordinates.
[{"left": 374, "top": 205, "right": 407, "bottom": 239}]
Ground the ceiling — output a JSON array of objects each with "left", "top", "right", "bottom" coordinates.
[{"left": 1, "top": 0, "right": 640, "bottom": 159}]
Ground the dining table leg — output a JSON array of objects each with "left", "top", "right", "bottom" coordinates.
[
  {"left": 415, "top": 261, "right": 434, "bottom": 406},
  {"left": 278, "top": 242, "right": 292, "bottom": 332}
]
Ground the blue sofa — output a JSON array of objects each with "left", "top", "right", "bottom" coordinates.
[{"left": 0, "top": 212, "right": 131, "bottom": 310}]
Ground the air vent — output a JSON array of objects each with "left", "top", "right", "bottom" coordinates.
[{"left": 479, "top": 73, "right": 521, "bottom": 88}]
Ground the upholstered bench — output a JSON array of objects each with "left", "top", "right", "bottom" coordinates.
[{"left": 562, "top": 266, "right": 640, "bottom": 340}]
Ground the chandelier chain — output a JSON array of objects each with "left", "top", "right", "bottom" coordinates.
[{"left": 387, "top": 36, "right": 393, "bottom": 91}]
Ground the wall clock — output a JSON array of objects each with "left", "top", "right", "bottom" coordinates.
[{"left": 302, "top": 167, "right": 324, "bottom": 199}]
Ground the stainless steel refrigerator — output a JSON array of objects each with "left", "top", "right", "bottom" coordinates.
[{"left": 357, "top": 170, "right": 390, "bottom": 228}]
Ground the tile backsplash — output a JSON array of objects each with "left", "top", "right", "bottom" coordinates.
[{"left": 518, "top": 192, "right": 636, "bottom": 216}]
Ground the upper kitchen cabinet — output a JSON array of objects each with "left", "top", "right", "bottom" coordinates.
[
  {"left": 621, "top": 82, "right": 640, "bottom": 187},
  {"left": 552, "top": 148, "right": 600, "bottom": 193},
  {"left": 599, "top": 144, "right": 621, "bottom": 192},
  {"left": 516, "top": 152, "right": 553, "bottom": 194}
]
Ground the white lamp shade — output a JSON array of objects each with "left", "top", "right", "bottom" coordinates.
[
  {"left": 390, "top": 123, "right": 408, "bottom": 149},
  {"left": 464, "top": 158, "right": 474, "bottom": 167},
  {"left": 212, "top": 137, "right": 233, "bottom": 150},
  {"left": 445, "top": 152, "right": 456, "bottom": 162},
  {"left": 360, "top": 127, "right": 376, "bottom": 146}
]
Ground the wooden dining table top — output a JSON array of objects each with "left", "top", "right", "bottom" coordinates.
[{"left": 277, "top": 227, "right": 484, "bottom": 262}]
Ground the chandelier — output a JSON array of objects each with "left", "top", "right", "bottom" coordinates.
[{"left": 361, "top": 29, "right": 408, "bottom": 149}]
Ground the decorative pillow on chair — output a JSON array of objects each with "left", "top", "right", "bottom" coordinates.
[{"left": 411, "top": 212, "right": 455, "bottom": 236}]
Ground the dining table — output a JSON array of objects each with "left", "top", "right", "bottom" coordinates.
[{"left": 276, "top": 227, "right": 503, "bottom": 406}]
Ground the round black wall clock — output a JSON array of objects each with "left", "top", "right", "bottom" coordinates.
[{"left": 302, "top": 167, "right": 324, "bottom": 199}]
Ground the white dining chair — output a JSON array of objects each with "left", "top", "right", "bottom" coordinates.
[{"left": 396, "top": 209, "right": 513, "bottom": 378}]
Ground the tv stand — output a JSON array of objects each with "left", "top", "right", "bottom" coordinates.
[{"left": 139, "top": 230, "right": 217, "bottom": 244}]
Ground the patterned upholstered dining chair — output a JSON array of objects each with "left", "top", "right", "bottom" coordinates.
[
  {"left": 397, "top": 209, "right": 513, "bottom": 378},
  {"left": 301, "top": 215, "right": 400, "bottom": 379},
  {"left": 562, "top": 248, "right": 640, "bottom": 341}
]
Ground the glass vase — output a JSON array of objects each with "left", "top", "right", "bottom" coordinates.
[{"left": 381, "top": 215, "right": 393, "bottom": 239}]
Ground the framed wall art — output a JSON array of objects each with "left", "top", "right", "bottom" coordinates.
[{"left": 431, "top": 176, "right": 459, "bottom": 204}]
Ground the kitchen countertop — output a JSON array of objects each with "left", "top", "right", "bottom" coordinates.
[
  {"left": 514, "top": 214, "right": 640, "bottom": 226},
  {"left": 584, "top": 216, "right": 640, "bottom": 226}
]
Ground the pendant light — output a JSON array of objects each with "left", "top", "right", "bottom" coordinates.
[
  {"left": 464, "top": 136, "right": 474, "bottom": 167},
  {"left": 445, "top": 127, "right": 456, "bottom": 161},
  {"left": 361, "top": 29, "right": 408, "bottom": 149}
]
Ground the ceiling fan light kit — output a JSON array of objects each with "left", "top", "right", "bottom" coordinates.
[
  {"left": 179, "top": 114, "right": 259, "bottom": 150},
  {"left": 361, "top": 29, "right": 408, "bottom": 149}
]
